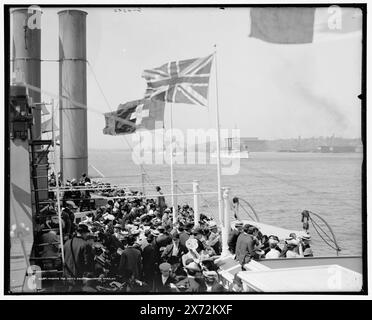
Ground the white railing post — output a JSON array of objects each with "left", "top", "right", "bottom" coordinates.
[
  {"left": 173, "top": 179, "right": 178, "bottom": 225},
  {"left": 222, "top": 187, "right": 231, "bottom": 256},
  {"left": 141, "top": 172, "right": 146, "bottom": 196},
  {"left": 193, "top": 180, "right": 200, "bottom": 226}
]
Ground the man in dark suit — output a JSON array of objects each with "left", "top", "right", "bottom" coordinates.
[
  {"left": 206, "top": 222, "right": 221, "bottom": 255},
  {"left": 154, "top": 226, "right": 171, "bottom": 263},
  {"left": 154, "top": 262, "right": 178, "bottom": 293},
  {"left": 63, "top": 224, "right": 94, "bottom": 290},
  {"left": 142, "top": 234, "right": 157, "bottom": 289},
  {"left": 176, "top": 261, "right": 203, "bottom": 293},
  {"left": 228, "top": 221, "right": 243, "bottom": 254},
  {"left": 39, "top": 227, "right": 60, "bottom": 258},
  {"left": 160, "top": 233, "right": 187, "bottom": 263},
  {"left": 191, "top": 228, "right": 205, "bottom": 253},
  {"left": 119, "top": 235, "right": 143, "bottom": 280},
  {"left": 235, "top": 224, "right": 256, "bottom": 265},
  {"left": 156, "top": 186, "right": 166, "bottom": 215},
  {"left": 155, "top": 226, "right": 171, "bottom": 248},
  {"left": 201, "top": 271, "right": 225, "bottom": 292},
  {"left": 178, "top": 225, "right": 190, "bottom": 248}
]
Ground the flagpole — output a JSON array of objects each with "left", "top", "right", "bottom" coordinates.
[
  {"left": 213, "top": 45, "right": 224, "bottom": 228},
  {"left": 51, "top": 99, "right": 65, "bottom": 265},
  {"left": 139, "top": 131, "right": 146, "bottom": 196},
  {"left": 51, "top": 99, "right": 55, "bottom": 148},
  {"left": 169, "top": 102, "right": 176, "bottom": 225}
]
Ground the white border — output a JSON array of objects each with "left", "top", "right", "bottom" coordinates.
[{"left": 0, "top": 0, "right": 369, "bottom": 300}]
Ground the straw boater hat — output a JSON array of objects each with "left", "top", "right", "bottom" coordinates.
[
  {"left": 66, "top": 200, "right": 78, "bottom": 209},
  {"left": 203, "top": 270, "right": 218, "bottom": 279},
  {"left": 185, "top": 238, "right": 198, "bottom": 251},
  {"left": 157, "top": 226, "right": 165, "bottom": 233},
  {"left": 286, "top": 233, "right": 300, "bottom": 245},
  {"left": 103, "top": 213, "right": 115, "bottom": 221},
  {"left": 254, "top": 249, "right": 265, "bottom": 255},
  {"left": 151, "top": 229, "right": 160, "bottom": 237},
  {"left": 159, "top": 262, "right": 172, "bottom": 272},
  {"left": 131, "top": 229, "right": 140, "bottom": 236},
  {"left": 128, "top": 224, "right": 139, "bottom": 232},
  {"left": 208, "top": 221, "right": 218, "bottom": 229},
  {"left": 301, "top": 234, "right": 311, "bottom": 241},
  {"left": 185, "top": 261, "right": 201, "bottom": 272},
  {"left": 286, "top": 238, "right": 299, "bottom": 246},
  {"left": 268, "top": 236, "right": 279, "bottom": 245}
]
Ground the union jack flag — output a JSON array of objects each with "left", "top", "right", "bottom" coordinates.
[{"left": 142, "top": 54, "right": 214, "bottom": 107}]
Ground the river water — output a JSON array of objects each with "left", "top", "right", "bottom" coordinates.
[{"left": 89, "top": 150, "right": 363, "bottom": 257}]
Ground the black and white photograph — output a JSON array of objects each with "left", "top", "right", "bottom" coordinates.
[{"left": 3, "top": 3, "right": 366, "bottom": 296}]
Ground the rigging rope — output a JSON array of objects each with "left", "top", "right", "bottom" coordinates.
[
  {"left": 236, "top": 197, "right": 260, "bottom": 222},
  {"left": 238, "top": 202, "right": 255, "bottom": 221},
  {"left": 309, "top": 217, "right": 341, "bottom": 252},
  {"left": 86, "top": 60, "right": 157, "bottom": 189},
  {"left": 309, "top": 216, "right": 336, "bottom": 245},
  {"left": 304, "top": 210, "right": 341, "bottom": 253}
]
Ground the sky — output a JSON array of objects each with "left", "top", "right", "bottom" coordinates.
[{"left": 28, "top": 6, "right": 363, "bottom": 149}]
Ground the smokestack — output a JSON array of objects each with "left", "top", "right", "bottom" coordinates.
[
  {"left": 11, "top": 7, "right": 50, "bottom": 201},
  {"left": 58, "top": 10, "right": 88, "bottom": 181},
  {"left": 11, "top": 7, "right": 42, "bottom": 140}
]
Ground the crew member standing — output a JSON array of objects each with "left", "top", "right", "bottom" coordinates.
[
  {"left": 119, "top": 235, "right": 143, "bottom": 281},
  {"left": 63, "top": 224, "right": 94, "bottom": 290},
  {"left": 235, "top": 224, "right": 255, "bottom": 267},
  {"left": 156, "top": 186, "right": 166, "bottom": 215},
  {"left": 228, "top": 221, "right": 243, "bottom": 254}
]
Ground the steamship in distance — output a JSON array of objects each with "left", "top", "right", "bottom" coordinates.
[
  {"left": 276, "top": 136, "right": 363, "bottom": 153},
  {"left": 212, "top": 137, "right": 250, "bottom": 159},
  {"left": 140, "top": 136, "right": 250, "bottom": 158}
]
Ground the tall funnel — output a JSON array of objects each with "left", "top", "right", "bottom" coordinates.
[
  {"left": 11, "top": 7, "right": 42, "bottom": 140},
  {"left": 58, "top": 10, "right": 88, "bottom": 181}
]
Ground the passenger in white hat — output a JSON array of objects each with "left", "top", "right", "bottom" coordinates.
[
  {"left": 265, "top": 242, "right": 281, "bottom": 259},
  {"left": 299, "top": 234, "right": 313, "bottom": 257},
  {"left": 206, "top": 221, "right": 221, "bottom": 255}
]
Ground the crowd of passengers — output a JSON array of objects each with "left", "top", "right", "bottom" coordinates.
[{"left": 36, "top": 173, "right": 312, "bottom": 292}]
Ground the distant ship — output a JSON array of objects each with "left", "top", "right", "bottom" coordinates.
[
  {"left": 211, "top": 149, "right": 250, "bottom": 159},
  {"left": 319, "top": 146, "right": 358, "bottom": 153},
  {"left": 278, "top": 149, "right": 301, "bottom": 153},
  {"left": 212, "top": 136, "right": 250, "bottom": 159}
]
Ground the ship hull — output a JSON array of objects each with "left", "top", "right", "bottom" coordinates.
[{"left": 211, "top": 150, "right": 250, "bottom": 159}]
